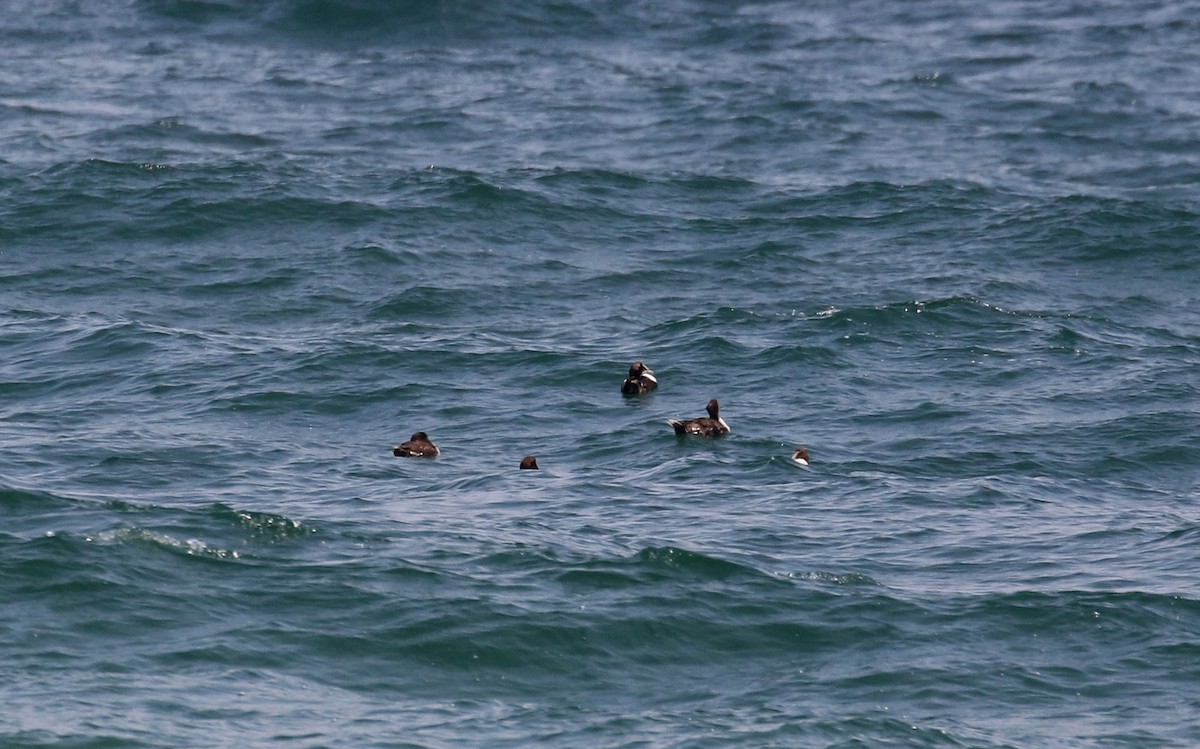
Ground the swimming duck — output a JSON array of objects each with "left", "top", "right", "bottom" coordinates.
[
  {"left": 621, "top": 361, "right": 658, "bottom": 395},
  {"left": 519, "top": 455, "right": 539, "bottom": 470},
  {"left": 668, "top": 398, "right": 730, "bottom": 437},
  {"left": 392, "top": 431, "right": 440, "bottom": 458},
  {"left": 791, "top": 447, "right": 811, "bottom": 466}
]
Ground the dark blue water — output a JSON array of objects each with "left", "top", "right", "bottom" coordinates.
[{"left": 3, "top": 1, "right": 1199, "bottom": 746}]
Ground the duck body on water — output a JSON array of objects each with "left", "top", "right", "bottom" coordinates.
[
  {"left": 668, "top": 398, "right": 731, "bottom": 438},
  {"left": 392, "top": 431, "right": 440, "bottom": 458},
  {"left": 621, "top": 361, "right": 658, "bottom": 395}
]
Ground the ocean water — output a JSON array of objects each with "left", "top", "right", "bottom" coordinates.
[{"left": 2, "top": 1, "right": 1199, "bottom": 746}]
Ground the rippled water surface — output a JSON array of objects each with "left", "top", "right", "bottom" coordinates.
[{"left": 2, "top": 1, "right": 1199, "bottom": 747}]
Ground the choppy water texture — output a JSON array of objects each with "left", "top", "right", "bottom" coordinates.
[{"left": 3, "top": 1, "right": 1199, "bottom": 747}]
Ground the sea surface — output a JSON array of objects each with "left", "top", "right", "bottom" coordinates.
[{"left": 2, "top": 1, "right": 1199, "bottom": 747}]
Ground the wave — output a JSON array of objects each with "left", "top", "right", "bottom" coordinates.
[
  {"left": 984, "top": 193, "right": 1200, "bottom": 266},
  {"left": 138, "top": 0, "right": 611, "bottom": 44},
  {"left": 7, "top": 157, "right": 400, "bottom": 245}
]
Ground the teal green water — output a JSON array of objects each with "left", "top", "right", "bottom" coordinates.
[{"left": 2, "top": 2, "right": 1199, "bottom": 746}]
